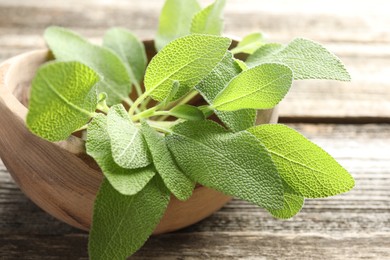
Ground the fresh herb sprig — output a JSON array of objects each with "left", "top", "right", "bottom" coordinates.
[{"left": 26, "top": 0, "right": 354, "bottom": 259}]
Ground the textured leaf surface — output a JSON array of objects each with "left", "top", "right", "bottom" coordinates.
[
  {"left": 246, "top": 38, "right": 351, "bottom": 81},
  {"left": 170, "top": 104, "right": 205, "bottom": 121},
  {"left": 144, "top": 34, "right": 231, "bottom": 101},
  {"left": 248, "top": 124, "right": 355, "bottom": 198},
  {"left": 103, "top": 27, "right": 147, "bottom": 84},
  {"left": 213, "top": 63, "right": 293, "bottom": 111},
  {"left": 266, "top": 180, "right": 304, "bottom": 219},
  {"left": 86, "top": 114, "right": 155, "bottom": 195},
  {"left": 141, "top": 122, "right": 194, "bottom": 201},
  {"left": 44, "top": 26, "right": 131, "bottom": 105},
  {"left": 191, "top": 0, "right": 226, "bottom": 35},
  {"left": 231, "top": 32, "right": 265, "bottom": 54},
  {"left": 27, "top": 61, "right": 99, "bottom": 142},
  {"left": 107, "top": 105, "right": 151, "bottom": 169},
  {"left": 196, "top": 52, "right": 256, "bottom": 132},
  {"left": 166, "top": 120, "right": 283, "bottom": 209},
  {"left": 155, "top": 0, "right": 201, "bottom": 51},
  {"left": 89, "top": 176, "right": 170, "bottom": 260}
]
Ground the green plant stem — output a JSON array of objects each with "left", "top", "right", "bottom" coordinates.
[
  {"left": 158, "top": 90, "right": 199, "bottom": 121},
  {"left": 129, "top": 92, "right": 149, "bottom": 116},
  {"left": 140, "top": 96, "right": 152, "bottom": 111}
]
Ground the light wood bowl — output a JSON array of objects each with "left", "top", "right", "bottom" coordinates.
[{"left": 0, "top": 41, "right": 278, "bottom": 234}]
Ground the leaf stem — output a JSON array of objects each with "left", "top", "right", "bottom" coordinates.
[
  {"left": 140, "top": 96, "right": 152, "bottom": 111},
  {"left": 158, "top": 90, "right": 199, "bottom": 121},
  {"left": 128, "top": 91, "right": 149, "bottom": 116}
]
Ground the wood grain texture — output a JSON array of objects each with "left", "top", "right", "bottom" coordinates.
[
  {"left": 0, "top": 0, "right": 389, "bottom": 119},
  {"left": 1, "top": 124, "right": 390, "bottom": 259}
]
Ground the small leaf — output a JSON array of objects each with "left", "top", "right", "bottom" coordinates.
[
  {"left": 246, "top": 38, "right": 351, "bottom": 81},
  {"left": 266, "top": 181, "right": 304, "bottom": 219},
  {"left": 191, "top": 0, "right": 226, "bottom": 35},
  {"left": 162, "top": 81, "right": 180, "bottom": 107},
  {"left": 86, "top": 114, "right": 155, "bottom": 195},
  {"left": 141, "top": 122, "right": 194, "bottom": 201},
  {"left": 44, "top": 26, "right": 131, "bottom": 105},
  {"left": 103, "top": 27, "right": 147, "bottom": 84},
  {"left": 196, "top": 52, "right": 256, "bottom": 132},
  {"left": 144, "top": 34, "right": 231, "bottom": 101},
  {"left": 234, "top": 58, "right": 248, "bottom": 71},
  {"left": 27, "top": 61, "right": 99, "bottom": 142},
  {"left": 248, "top": 124, "right": 355, "bottom": 198},
  {"left": 170, "top": 104, "right": 205, "bottom": 121},
  {"left": 166, "top": 120, "right": 284, "bottom": 209},
  {"left": 213, "top": 63, "right": 293, "bottom": 111},
  {"left": 155, "top": 0, "right": 201, "bottom": 51},
  {"left": 107, "top": 104, "right": 151, "bottom": 169},
  {"left": 89, "top": 176, "right": 170, "bottom": 260},
  {"left": 231, "top": 32, "right": 265, "bottom": 54}
]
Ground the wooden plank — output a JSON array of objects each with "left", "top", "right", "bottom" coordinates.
[{"left": 1, "top": 124, "right": 389, "bottom": 258}]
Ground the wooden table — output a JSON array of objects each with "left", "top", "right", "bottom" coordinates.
[{"left": 1, "top": 0, "right": 390, "bottom": 259}]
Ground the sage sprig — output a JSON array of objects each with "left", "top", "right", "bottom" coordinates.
[{"left": 26, "top": 0, "right": 355, "bottom": 259}]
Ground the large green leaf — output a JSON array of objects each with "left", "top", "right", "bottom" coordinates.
[
  {"left": 86, "top": 114, "right": 155, "bottom": 195},
  {"left": 141, "top": 122, "right": 194, "bottom": 201},
  {"left": 166, "top": 120, "right": 284, "bottom": 209},
  {"left": 144, "top": 34, "right": 231, "bottom": 101},
  {"left": 103, "top": 27, "right": 147, "bottom": 84},
  {"left": 191, "top": 0, "right": 226, "bottom": 35},
  {"left": 107, "top": 105, "right": 151, "bottom": 169},
  {"left": 266, "top": 180, "right": 304, "bottom": 219},
  {"left": 248, "top": 124, "right": 355, "bottom": 198},
  {"left": 213, "top": 63, "right": 293, "bottom": 111},
  {"left": 231, "top": 32, "right": 265, "bottom": 54},
  {"left": 44, "top": 26, "right": 131, "bottom": 105},
  {"left": 196, "top": 52, "right": 256, "bottom": 132},
  {"left": 246, "top": 38, "right": 351, "bottom": 81},
  {"left": 155, "top": 0, "right": 201, "bottom": 51},
  {"left": 27, "top": 61, "right": 99, "bottom": 142},
  {"left": 89, "top": 176, "right": 170, "bottom": 260}
]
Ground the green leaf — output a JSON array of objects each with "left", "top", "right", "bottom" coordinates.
[
  {"left": 166, "top": 120, "right": 284, "bottom": 209},
  {"left": 144, "top": 34, "right": 231, "bottom": 101},
  {"left": 246, "top": 38, "right": 351, "bottom": 81},
  {"left": 196, "top": 52, "right": 256, "bottom": 132},
  {"left": 89, "top": 176, "right": 170, "bottom": 260},
  {"left": 213, "top": 63, "right": 293, "bottom": 111},
  {"left": 141, "top": 122, "right": 194, "bottom": 201},
  {"left": 231, "top": 32, "right": 265, "bottom": 54},
  {"left": 248, "top": 124, "right": 355, "bottom": 198},
  {"left": 170, "top": 104, "right": 205, "bottom": 121},
  {"left": 27, "top": 61, "right": 99, "bottom": 142},
  {"left": 155, "top": 0, "right": 201, "bottom": 51},
  {"left": 103, "top": 27, "right": 147, "bottom": 84},
  {"left": 234, "top": 58, "right": 248, "bottom": 71},
  {"left": 191, "top": 0, "right": 226, "bottom": 35},
  {"left": 162, "top": 81, "right": 180, "bottom": 107},
  {"left": 86, "top": 114, "right": 155, "bottom": 195},
  {"left": 266, "top": 180, "right": 304, "bottom": 219},
  {"left": 107, "top": 104, "right": 151, "bottom": 169},
  {"left": 44, "top": 26, "right": 131, "bottom": 105}
]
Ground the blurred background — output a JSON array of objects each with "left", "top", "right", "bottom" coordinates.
[{"left": 1, "top": 0, "right": 389, "bottom": 259}]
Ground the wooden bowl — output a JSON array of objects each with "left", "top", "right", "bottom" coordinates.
[{"left": 0, "top": 41, "right": 278, "bottom": 234}]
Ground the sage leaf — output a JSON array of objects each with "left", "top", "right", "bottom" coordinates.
[
  {"left": 166, "top": 120, "right": 284, "bottom": 209},
  {"left": 155, "top": 0, "right": 201, "bottom": 51},
  {"left": 213, "top": 63, "right": 293, "bottom": 111},
  {"left": 103, "top": 27, "right": 147, "bottom": 84},
  {"left": 86, "top": 114, "right": 155, "bottom": 195},
  {"left": 144, "top": 34, "right": 231, "bottom": 101},
  {"left": 44, "top": 26, "right": 131, "bottom": 105},
  {"left": 196, "top": 52, "right": 256, "bottom": 132},
  {"left": 27, "top": 61, "right": 99, "bottom": 142},
  {"left": 170, "top": 104, "right": 205, "bottom": 121},
  {"left": 141, "top": 122, "right": 194, "bottom": 201},
  {"left": 246, "top": 38, "right": 351, "bottom": 81},
  {"left": 266, "top": 180, "right": 304, "bottom": 219},
  {"left": 231, "top": 32, "right": 265, "bottom": 54},
  {"left": 248, "top": 124, "right": 355, "bottom": 198},
  {"left": 191, "top": 0, "right": 226, "bottom": 35},
  {"left": 107, "top": 104, "right": 151, "bottom": 169},
  {"left": 89, "top": 176, "right": 170, "bottom": 260}
]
